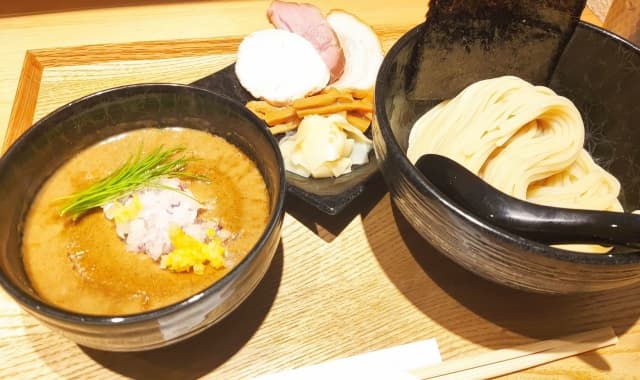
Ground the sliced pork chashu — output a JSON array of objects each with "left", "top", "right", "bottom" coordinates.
[
  {"left": 327, "top": 11, "right": 384, "bottom": 91},
  {"left": 235, "top": 29, "right": 330, "bottom": 105},
  {"left": 267, "top": 0, "right": 346, "bottom": 83}
]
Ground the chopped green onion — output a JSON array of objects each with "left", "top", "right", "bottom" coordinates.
[{"left": 58, "top": 145, "right": 207, "bottom": 221}]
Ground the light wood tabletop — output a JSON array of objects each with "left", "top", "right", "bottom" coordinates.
[{"left": 1, "top": 1, "right": 639, "bottom": 379}]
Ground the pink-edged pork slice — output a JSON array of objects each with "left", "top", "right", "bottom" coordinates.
[
  {"left": 327, "top": 10, "right": 384, "bottom": 91},
  {"left": 235, "top": 29, "right": 330, "bottom": 105},
  {"left": 267, "top": 0, "right": 345, "bottom": 83}
]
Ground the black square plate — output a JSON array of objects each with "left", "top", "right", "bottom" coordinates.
[{"left": 191, "top": 64, "right": 379, "bottom": 214}]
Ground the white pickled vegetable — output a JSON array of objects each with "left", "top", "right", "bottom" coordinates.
[{"left": 279, "top": 113, "right": 372, "bottom": 178}]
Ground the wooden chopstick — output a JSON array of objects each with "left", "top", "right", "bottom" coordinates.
[{"left": 409, "top": 326, "right": 617, "bottom": 380}]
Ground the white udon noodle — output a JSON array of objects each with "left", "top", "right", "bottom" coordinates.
[{"left": 407, "top": 76, "right": 622, "bottom": 253}]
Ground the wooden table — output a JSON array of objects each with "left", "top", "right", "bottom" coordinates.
[{"left": 1, "top": 1, "right": 639, "bottom": 379}]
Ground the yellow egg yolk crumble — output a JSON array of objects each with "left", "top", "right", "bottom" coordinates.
[{"left": 161, "top": 226, "right": 226, "bottom": 274}]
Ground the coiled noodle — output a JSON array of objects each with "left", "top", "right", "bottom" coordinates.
[{"left": 407, "top": 76, "right": 622, "bottom": 253}]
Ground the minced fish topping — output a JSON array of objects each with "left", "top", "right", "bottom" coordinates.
[{"left": 102, "top": 178, "right": 235, "bottom": 274}]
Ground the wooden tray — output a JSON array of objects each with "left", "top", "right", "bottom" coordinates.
[{"left": 2, "top": 15, "right": 640, "bottom": 380}]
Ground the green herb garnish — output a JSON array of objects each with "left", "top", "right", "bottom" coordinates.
[{"left": 58, "top": 145, "right": 206, "bottom": 221}]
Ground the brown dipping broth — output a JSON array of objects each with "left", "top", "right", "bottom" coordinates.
[{"left": 21, "top": 128, "right": 269, "bottom": 316}]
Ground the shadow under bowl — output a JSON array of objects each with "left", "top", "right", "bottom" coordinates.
[
  {"left": 373, "top": 22, "right": 640, "bottom": 294},
  {"left": 0, "top": 84, "right": 286, "bottom": 351}
]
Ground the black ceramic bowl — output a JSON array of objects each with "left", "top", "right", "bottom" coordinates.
[
  {"left": 373, "top": 22, "right": 640, "bottom": 294},
  {"left": 0, "top": 84, "right": 286, "bottom": 351}
]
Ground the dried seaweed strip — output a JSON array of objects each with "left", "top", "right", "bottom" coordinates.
[{"left": 408, "top": 0, "right": 586, "bottom": 100}]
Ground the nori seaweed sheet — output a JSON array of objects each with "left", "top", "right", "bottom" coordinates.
[{"left": 407, "top": 0, "right": 586, "bottom": 100}]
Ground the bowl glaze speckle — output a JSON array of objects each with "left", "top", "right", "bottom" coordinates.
[
  {"left": 373, "top": 22, "right": 640, "bottom": 294},
  {"left": 0, "top": 84, "right": 286, "bottom": 351}
]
